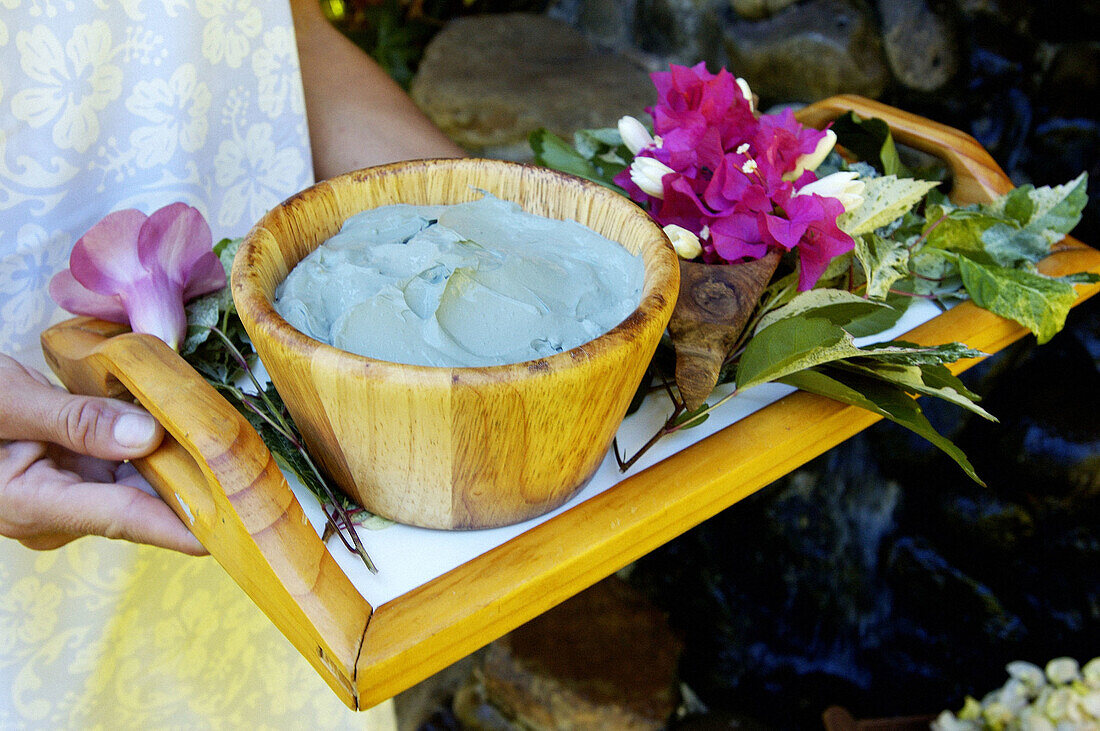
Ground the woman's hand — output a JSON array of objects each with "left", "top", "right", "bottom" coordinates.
[{"left": 0, "top": 354, "right": 205, "bottom": 554}]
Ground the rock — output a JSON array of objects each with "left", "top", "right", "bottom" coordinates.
[
  {"left": 730, "top": 0, "right": 799, "bottom": 19},
  {"left": 410, "top": 13, "right": 655, "bottom": 160},
  {"left": 1039, "top": 42, "right": 1100, "bottom": 120},
  {"left": 720, "top": 0, "right": 890, "bottom": 104},
  {"left": 876, "top": 0, "right": 959, "bottom": 92},
  {"left": 453, "top": 576, "right": 683, "bottom": 729},
  {"left": 548, "top": 0, "right": 638, "bottom": 53},
  {"left": 634, "top": 0, "right": 725, "bottom": 66}
]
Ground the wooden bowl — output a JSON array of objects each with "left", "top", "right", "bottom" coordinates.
[{"left": 231, "top": 158, "right": 679, "bottom": 529}]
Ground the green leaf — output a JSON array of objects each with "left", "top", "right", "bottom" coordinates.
[
  {"left": 830, "top": 112, "right": 907, "bottom": 177},
  {"left": 755, "top": 288, "right": 891, "bottom": 334},
  {"left": 980, "top": 222, "right": 1051, "bottom": 266},
  {"left": 780, "top": 368, "right": 984, "bottom": 485},
  {"left": 923, "top": 207, "right": 1008, "bottom": 262},
  {"left": 856, "top": 339, "right": 986, "bottom": 365},
  {"left": 529, "top": 128, "right": 626, "bottom": 193},
  {"left": 737, "top": 317, "right": 866, "bottom": 391},
  {"left": 854, "top": 233, "right": 911, "bottom": 299},
  {"left": 181, "top": 294, "right": 222, "bottom": 355},
  {"left": 956, "top": 255, "right": 1079, "bottom": 343},
  {"left": 833, "top": 360, "right": 996, "bottom": 420},
  {"left": 573, "top": 127, "right": 624, "bottom": 158},
  {"left": 1007, "top": 172, "right": 1088, "bottom": 244},
  {"left": 845, "top": 290, "right": 912, "bottom": 337},
  {"left": 672, "top": 403, "right": 710, "bottom": 429},
  {"left": 839, "top": 176, "right": 940, "bottom": 237},
  {"left": 1059, "top": 271, "right": 1100, "bottom": 285}
]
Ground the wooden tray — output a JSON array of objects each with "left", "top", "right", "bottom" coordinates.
[{"left": 39, "top": 96, "right": 1100, "bottom": 711}]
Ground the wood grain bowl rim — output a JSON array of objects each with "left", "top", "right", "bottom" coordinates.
[{"left": 232, "top": 158, "right": 680, "bottom": 385}]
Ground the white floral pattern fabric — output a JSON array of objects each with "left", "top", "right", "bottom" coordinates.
[
  {"left": 1, "top": 0, "right": 311, "bottom": 374},
  {"left": 0, "top": 2, "right": 395, "bottom": 727}
]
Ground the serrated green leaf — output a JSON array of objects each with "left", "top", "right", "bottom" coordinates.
[
  {"left": 1015, "top": 172, "right": 1088, "bottom": 244},
  {"left": 181, "top": 294, "right": 222, "bottom": 355},
  {"left": 956, "top": 255, "right": 1078, "bottom": 343},
  {"left": 780, "top": 368, "right": 984, "bottom": 485},
  {"left": 923, "top": 207, "right": 1007, "bottom": 261},
  {"left": 854, "top": 233, "right": 910, "bottom": 299},
  {"left": 755, "top": 288, "right": 891, "bottom": 334},
  {"left": 980, "top": 222, "right": 1051, "bottom": 266},
  {"left": 833, "top": 360, "right": 996, "bottom": 420},
  {"left": 839, "top": 176, "right": 940, "bottom": 237},
  {"left": 737, "top": 317, "right": 865, "bottom": 391}
]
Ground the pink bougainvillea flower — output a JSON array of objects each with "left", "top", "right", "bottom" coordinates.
[
  {"left": 49, "top": 203, "right": 226, "bottom": 350},
  {"left": 780, "top": 193, "right": 855, "bottom": 290}
]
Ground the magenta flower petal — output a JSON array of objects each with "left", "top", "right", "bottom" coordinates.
[
  {"left": 762, "top": 213, "right": 809, "bottom": 251},
  {"left": 47, "top": 269, "right": 129, "bottom": 324},
  {"left": 52, "top": 201, "right": 226, "bottom": 351},
  {"left": 68, "top": 209, "right": 146, "bottom": 295},
  {"left": 710, "top": 213, "right": 769, "bottom": 262},
  {"left": 183, "top": 250, "right": 228, "bottom": 300},
  {"left": 121, "top": 272, "right": 189, "bottom": 351},
  {"left": 138, "top": 203, "right": 215, "bottom": 288}
]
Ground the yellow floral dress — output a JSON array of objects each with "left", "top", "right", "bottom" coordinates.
[{"left": 0, "top": 2, "right": 393, "bottom": 726}]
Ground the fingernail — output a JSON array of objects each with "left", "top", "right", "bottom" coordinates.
[{"left": 113, "top": 413, "right": 157, "bottom": 448}]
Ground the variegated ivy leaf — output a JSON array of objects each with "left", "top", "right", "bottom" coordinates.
[
  {"left": 998, "top": 172, "right": 1088, "bottom": 245},
  {"left": 753, "top": 288, "right": 890, "bottom": 335},
  {"left": 854, "top": 233, "right": 910, "bottom": 299},
  {"left": 838, "top": 176, "right": 940, "bottom": 237},
  {"left": 956, "top": 254, "right": 1079, "bottom": 344}
]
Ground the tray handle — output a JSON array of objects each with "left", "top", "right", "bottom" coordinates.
[
  {"left": 796, "top": 94, "right": 1015, "bottom": 205},
  {"left": 40, "top": 317, "right": 370, "bottom": 709}
]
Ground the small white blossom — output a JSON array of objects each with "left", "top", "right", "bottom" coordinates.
[
  {"left": 795, "top": 171, "right": 865, "bottom": 212},
  {"left": 736, "top": 143, "right": 750, "bottom": 155},
  {"left": 618, "top": 115, "right": 656, "bottom": 156},
  {"left": 1046, "top": 658, "right": 1081, "bottom": 686},
  {"left": 630, "top": 156, "right": 674, "bottom": 198},
  {"left": 1083, "top": 658, "right": 1100, "bottom": 689},
  {"left": 741, "top": 159, "right": 758, "bottom": 174},
  {"left": 784, "top": 128, "right": 837, "bottom": 181},
  {"left": 662, "top": 224, "right": 702, "bottom": 260},
  {"left": 930, "top": 710, "right": 980, "bottom": 731},
  {"left": 1009, "top": 661, "right": 1047, "bottom": 693}
]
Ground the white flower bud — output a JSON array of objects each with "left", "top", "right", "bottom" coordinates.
[
  {"left": 618, "top": 115, "right": 656, "bottom": 156},
  {"left": 1046, "top": 658, "right": 1081, "bottom": 686},
  {"left": 736, "top": 77, "right": 755, "bottom": 113},
  {"left": 1019, "top": 708, "right": 1056, "bottom": 731},
  {"left": 1045, "top": 687, "right": 1074, "bottom": 720},
  {"left": 1009, "top": 661, "right": 1047, "bottom": 694},
  {"left": 662, "top": 224, "right": 703, "bottom": 260},
  {"left": 784, "top": 128, "right": 838, "bottom": 181},
  {"left": 1082, "top": 658, "right": 1100, "bottom": 689},
  {"left": 1078, "top": 689, "right": 1100, "bottom": 719},
  {"left": 795, "top": 171, "right": 866, "bottom": 212},
  {"left": 630, "top": 156, "right": 675, "bottom": 199}
]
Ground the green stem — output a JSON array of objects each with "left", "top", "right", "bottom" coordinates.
[{"left": 196, "top": 325, "right": 378, "bottom": 574}]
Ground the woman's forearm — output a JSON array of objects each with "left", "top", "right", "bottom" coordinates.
[{"left": 289, "top": 0, "right": 465, "bottom": 180}]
